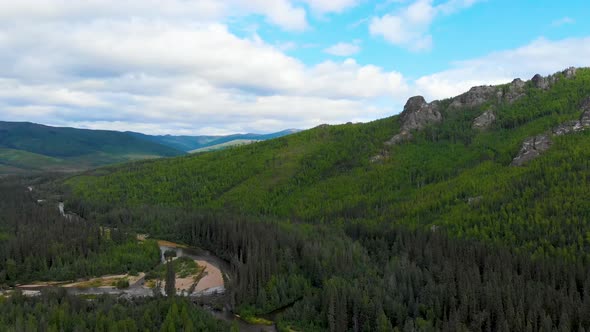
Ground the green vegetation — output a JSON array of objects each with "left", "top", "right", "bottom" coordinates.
[
  {"left": 68, "top": 68, "right": 590, "bottom": 262},
  {"left": 0, "top": 290, "right": 228, "bottom": 331},
  {"left": 0, "top": 148, "right": 65, "bottom": 171},
  {"left": 115, "top": 278, "right": 130, "bottom": 289},
  {"left": 130, "top": 129, "right": 299, "bottom": 152},
  {"left": 0, "top": 179, "right": 161, "bottom": 285},
  {"left": 3, "top": 69, "right": 590, "bottom": 330},
  {"left": 148, "top": 256, "right": 200, "bottom": 280},
  {"left": 189, "top": 139, "right": 260, "bottom": 153},
  {"left": 0, "top": 121, "right": 183, "bottom": 174}
]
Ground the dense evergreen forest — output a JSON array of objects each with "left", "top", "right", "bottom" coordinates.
[
  {"left": 0, "top": 290, "right": 229, "bottom": 331},
  {"left": 2, "top": 69, "right": 590, "bottom": 331},
  {"left": 0, "top": 178, "right": 160, "bottom": 285},
  {"left": 68, "top": 69, "right": 590, "bottom": 262},
  {"left": 54, "top": 69, "right": 590, "bottom": 330}
]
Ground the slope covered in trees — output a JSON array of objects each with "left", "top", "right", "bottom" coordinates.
[
  {"left": 129, "top": 129, "right": 300, "bottom": 152},
  {"left": 0, "top": 178, "right": 160, "bottom": 285},
  {"left": 0, "top": 122, "right": 183, "bottom": 174},
  {"left": 68, "top": 68, "right": 590, "bottom": 262},
  {"left": 0, "top": 290, "right": 229, "bottom": 331},
  {"left": 10, "top": 67, "right": 588, "bottom": 331}
]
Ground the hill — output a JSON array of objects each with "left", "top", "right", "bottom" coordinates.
[
  {"left": 189, "top": 139, "right": 260, "bottom": 153},
  {"left": 64, "top": 67, "right": 590, "bottom": 331},
  {"left": 128, "top": 129, "right": 300, "bottom": 152},
  {"left": 0, "top": 122, "right": 184, "bottom": 174},
  {"left": 67, "top": 67, "right": 590, "bottom": 260}
]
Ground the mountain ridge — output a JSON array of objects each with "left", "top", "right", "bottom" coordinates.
[
  {"left": 128, "top": 129, "right": 301, "bottom": 152},
  {"left": 0, "top": 121, "right": 184, "bottom": 174},
  {"left": 67, "top": 67, "right": 590, "bottom": 262}
]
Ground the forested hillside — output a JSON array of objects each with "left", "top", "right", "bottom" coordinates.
[
  {"left": 0, "top": 178, "right": 160, "bottom": 285},
  {"left": 68, "top": 67, "right": 590, "bottom": 262},
  {"left": 128, "top": 129, "right": 300, "bottom": 152},
  {"left": 53, "top": 67, "right": 590, "bottom": 331},
  {"left": 0, "top": 122, "right": 183, "bottom": 174}
]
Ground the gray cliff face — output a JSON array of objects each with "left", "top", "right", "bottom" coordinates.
[
  {"left": 399, "top": 96, "right": 442, "bottom": 131},
  {"left": 385, "top": 96, "right": 441, "bottom": 146},
  {"left": 501, "top": 79, "right": 527, "bottom": 104},
  {"left": 472, "top": 108, "right": 496, "bottom": 130},
  {"left": 449, "top": 85, "right": 499, "bottom": 110},
  {"left": 563, "top": 67, "right": 577, "bottom": 78},
  {"left": 552, "top": 121, "right": 584, "bottom": 136},
  {"left": 531, "top": 67, "right": 578, "bottom": 90},
  {"left": 551, "top": 98, "right": 590, "bottom": 136},
  {"left": 510, "top": 134, "right": 552, "bottom": 166},
  {"left": 512, "top": 97, "right": 590, "bottom": 166},
  {"left": 377, "top": 67, "right": 584, "bottom": 163},
  {"left": 532, "top": 74, "right": 551, "bottom": 90}
]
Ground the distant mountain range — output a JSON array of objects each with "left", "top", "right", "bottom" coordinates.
[
  {"left": 128, "top": 129, "right": 300, "bottom": 153},
  {"left": 0, "top": 121, "right": 299, "bottom": 174}
]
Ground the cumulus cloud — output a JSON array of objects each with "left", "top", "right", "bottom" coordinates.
[
  {"left": 415, "top": 37, "right": 590, "bottom": 100},
  {"left": 302, "top": 0, "right": 360, "bottom": 13},
  {"left": 370, "top": 0, "right": 480, "bottom": 51},
  {"left": 323, "top": 41, "right": 362, "bottom": 56},
  {"left": 0, "top": 3, "right": 407, "bottom": 134}
]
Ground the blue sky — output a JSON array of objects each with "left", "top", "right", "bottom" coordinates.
[{"left": 0, "top": 0, "right": 589, "bottom": 135}]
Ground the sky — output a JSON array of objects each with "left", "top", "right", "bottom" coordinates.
[{"left": 1, "top": 0, "right": 589, "bottom": 135}]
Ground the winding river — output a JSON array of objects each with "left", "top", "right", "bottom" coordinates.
[{"left": 157, "top": 242, "right": 277, "bottom": 332}]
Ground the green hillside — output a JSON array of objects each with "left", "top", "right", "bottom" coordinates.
[
  {"left": 189, "top": 139, "right": 260, "bottom": 153},
  {"left": 128, "top": 129, "right": 300, "bottom": 152},
  {"left": 63, "top": 68, "right": 590, "bottom": 331},
  {"left": 0, "top": 122, "right": 184, "bottom": 173},
  {"left": 67, "top": 68, "right": 590, "bottom": 261}
]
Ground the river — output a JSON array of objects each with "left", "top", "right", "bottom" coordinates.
[{"left": 157, "top": 242, "right": 277, "bottom": 332}]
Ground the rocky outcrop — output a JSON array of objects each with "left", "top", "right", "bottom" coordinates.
[
  {"left": 532, "top": 74, "right": 551, "bottom": 90},
  {"left": 472, "top": 108, "right": 496, "bottom": 130},
  {"left": 385, "top": 96, "right": 441, "bottom": 146},
  {"left": 552, "top": 121, "right": 583, "bottom": 136},
  {"left": 563, "top": 66, "right": 577, "bottom": 78},
  {"left": 512, "top": 97, "right": 590, "bottom": 166},
  {"left": 398, "top": 96, "right": 442, "bottom": 131},
  {"left": 552, "top": 98, "right": 590, "bottom": 136},
  {"left": 510, "top": 134, "right": 552, "bottom": 166},
  {"left": 531, "top": 67, "right": 578, "bottom": 90},
  {"left": 449, "top": 85, "right": 499, "bottom": 110},
  {"left": 501, "top": 79, "right": 527, "bottom": 104}
]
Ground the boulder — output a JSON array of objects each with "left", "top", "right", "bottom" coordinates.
[
  {"left": 510, "top": 134, "right": 552, "bottom": 166},
  {"left": 472, "top": 108, "right": 496, "bottom": 130}
]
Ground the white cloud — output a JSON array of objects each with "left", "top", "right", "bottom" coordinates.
[
  {"left": 415, "top": 37, "right": 590, "bottom": 100},
  {"left": 323, "top": 41, "right": 362, "bottom": 56},
  {"left": 0, "top": 5, "right": 408, "bottom": 135},
  {"left": 370, "top": 0, "right": 480, "bottom": 51},
  {"left": 301, "top": 0, "right": 360, "bottom": 13},
  {"left": 0, "top": 0, "right": 309, "bottom": 31},
  {"left": 551, "top": 17, "right": 575, "bottom": 27}
]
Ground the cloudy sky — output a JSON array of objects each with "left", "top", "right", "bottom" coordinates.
[{"left": 1, "top": 0, "right": 589, "bottom": 135}]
